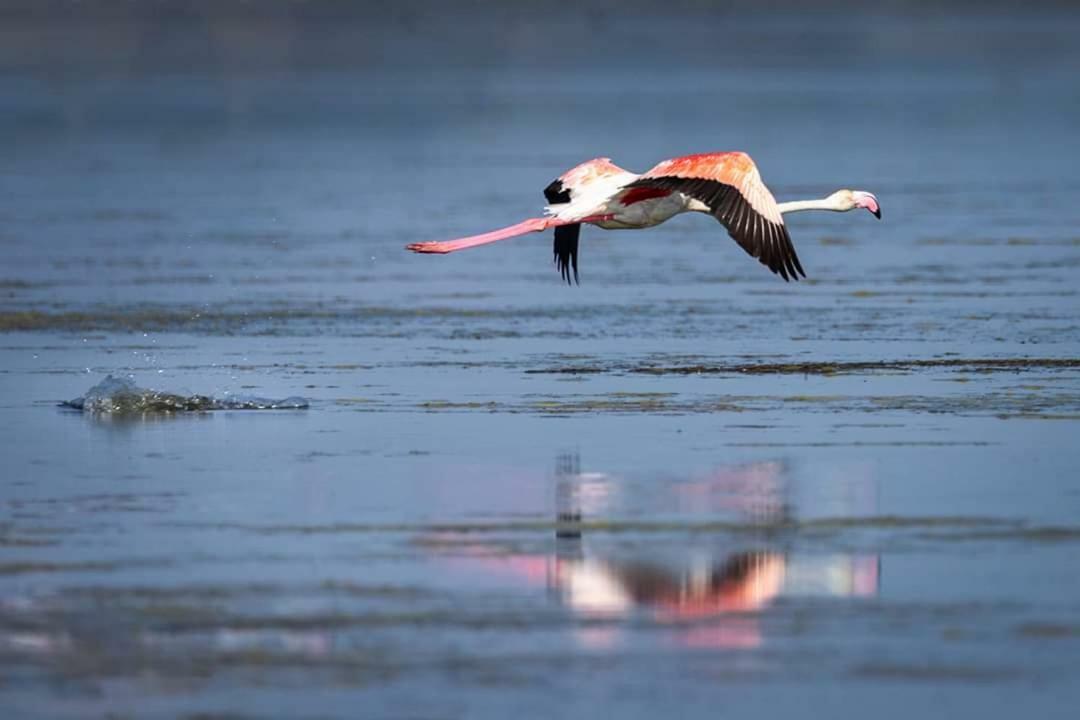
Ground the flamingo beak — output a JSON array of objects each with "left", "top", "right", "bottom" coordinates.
[{"left": 853, "top": 191, "right": 881, "bottom": 219}]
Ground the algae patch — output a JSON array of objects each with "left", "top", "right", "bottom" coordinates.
[{"left": 527, "top": 357, "right": 1080, "bottom": 377}]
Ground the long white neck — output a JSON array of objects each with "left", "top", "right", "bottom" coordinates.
[{"left": 777, "top": 197, "right": 845, "bottom": 215}]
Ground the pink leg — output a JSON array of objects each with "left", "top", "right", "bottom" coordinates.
[
  {"left": 406, "top": 215, "right": 614, "bottom": 254},
  {"left": 406, "top": 217, "right": 550, "bottom": 254}
]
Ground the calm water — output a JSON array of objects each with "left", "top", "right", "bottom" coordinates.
[{"left": 2, "top": 2, "right": 1080, "bottom": 718}]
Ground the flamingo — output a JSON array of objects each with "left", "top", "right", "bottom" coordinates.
[{"left": 406, "top": 152, "right": 881, "bottom": 283}]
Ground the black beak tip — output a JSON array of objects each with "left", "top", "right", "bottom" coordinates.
[{"left": 873, "top": 208, "right": 882, "bottom": 219}]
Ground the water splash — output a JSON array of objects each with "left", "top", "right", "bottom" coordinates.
[{"left": 62, "top": 375, "right": 308, "bottom": 413}]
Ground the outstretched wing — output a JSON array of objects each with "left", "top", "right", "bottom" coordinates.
[
  {"left": 624, "top": 152, "right": 805, "bottom": 281},
  {"left": 543, "top": 157, "right": 630, "bottom": 285}
]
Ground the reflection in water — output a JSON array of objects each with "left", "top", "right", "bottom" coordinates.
[
  {"left": 0, "top": 456, "right": 880, "bottom": 678},
  {"left": 556, "top": 453, "right": 795, "bottom": 524},
  {"left": 443, "top": 454, "right": 879, "bottom": 649}
]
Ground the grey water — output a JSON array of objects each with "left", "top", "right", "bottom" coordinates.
[
  {"left": 62, "top": 374, "right": 309, "bottom": 412},
  {"left": 2, "top": 2, "right": 1080, "bottom": 718}
]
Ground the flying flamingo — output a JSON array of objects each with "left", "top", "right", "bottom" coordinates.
[{"left": 406, "top": 152, "right": 881, "bottom": 283}]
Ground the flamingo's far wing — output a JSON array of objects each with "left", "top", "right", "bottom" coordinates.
[
  {"left": 544, "top": 176, "right": 580, "bottom": 284},
  {"left": 625, "top": 152, "right": 805, "bottom": 281},
  {"left": 544, "top": 158, "right": 631, "bottom": 284}
]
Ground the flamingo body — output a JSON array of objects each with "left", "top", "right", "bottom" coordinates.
[{"left": 407, "top": 152, "right": 881, "bottom": 284}]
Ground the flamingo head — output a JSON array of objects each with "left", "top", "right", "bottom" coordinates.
[
  {"left": 826, "top": 190, "right": 881, "bottom": 218},
  {"left": 852, "top": 190, "right": 881, "bottom": 218},
  {"left": 834, "top": 190, "right": 881, "bottom": 218}
]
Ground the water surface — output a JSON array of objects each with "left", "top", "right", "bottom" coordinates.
[{"left": 2, "top": 2, "right": 1080, "bottom": 718}]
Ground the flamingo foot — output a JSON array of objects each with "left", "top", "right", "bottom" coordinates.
[{"left": 406, "top": 241, "right": 454, "bottom": 254}]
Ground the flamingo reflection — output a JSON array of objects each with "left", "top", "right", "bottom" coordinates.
[{"left": 436, "top": 455, "right": 878, "bottom": 650}]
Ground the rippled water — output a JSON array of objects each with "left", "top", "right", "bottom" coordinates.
[
  {"left": 62, "top": 374, "right": 309, "bottom": 413},
  {"left": 2, "top": 2, "right": 1080, "bottom": 718}
]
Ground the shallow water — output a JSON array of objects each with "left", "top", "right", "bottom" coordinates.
[
  {"left": 61, "top": 374, "right": 309, "bottom": 413},
  {"left": 2, "top": 2, "right": 1080, "bottom": 718}
]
